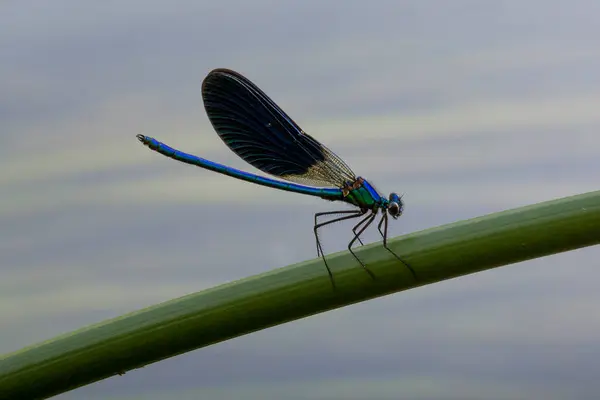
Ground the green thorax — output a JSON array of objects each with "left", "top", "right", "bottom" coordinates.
[{"left": 342, "top": 177, "right": 385, "bottom": 210}]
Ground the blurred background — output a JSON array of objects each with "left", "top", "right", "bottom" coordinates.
[{"left": 2, "top": 1, "right": 600, "bottom": 399}]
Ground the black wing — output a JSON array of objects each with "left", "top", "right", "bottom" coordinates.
[{"left": 201, "top": 68, "right": 356, "bottom": 188}]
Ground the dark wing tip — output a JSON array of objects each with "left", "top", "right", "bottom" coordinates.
[
  {"left": 207, "top": 67, "right": 239, "bottom": 75},
  {"left": 205, "top": 68, "right": 243, "bottom": 80},
  {"left": 201, "top": 68, "right": 248, "bottom": 94}
]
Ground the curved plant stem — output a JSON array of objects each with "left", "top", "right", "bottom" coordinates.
[{"left": 2, "top": 190, "right": 600, "bottom": 399}]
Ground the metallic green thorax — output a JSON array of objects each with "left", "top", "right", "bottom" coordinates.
[{"left": 342, "top": 177, "right": 385, "bottom": 210}]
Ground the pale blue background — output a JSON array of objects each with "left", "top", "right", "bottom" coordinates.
[{"left": 2, "top": 1, "right": 600, "bottom": 399}]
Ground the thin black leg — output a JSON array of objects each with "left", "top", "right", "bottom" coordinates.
[
  {"left": 349, "top": 212, "right": 375, "bottom": 250},
  {"left": 347, "top": 212, "right": 378, "bottom": 279},
  {"left": 352, "top": 214, "right": 372, "bottom": 246},
  {"left": 377, "top": 213, "right": 386, "bottom": 238},
  {"left": 379, "top": 213, "right": 417, "bottom": 280},
  {"left": 314, "top": 210, "right": 366, "bottom": 288},
  {"left": 314, "top": 210, "right": 364, "bottom": 256}
]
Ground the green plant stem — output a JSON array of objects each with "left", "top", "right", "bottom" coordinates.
[{"left": 2, "top": 190, "right": 600, "bottom": 399}]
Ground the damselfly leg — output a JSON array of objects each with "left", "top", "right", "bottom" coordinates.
[
  {"left": 352, "top": 213, "right": 373, "bottom": 246},
  {"left": 314, "top": 209, "right": 366, "bottom": 287},
  {"left": 347, "top": 211, "right": 378, "bottom": 279},
  {"left": 377, "top": 212, "right": 417, "bottom": 279}
]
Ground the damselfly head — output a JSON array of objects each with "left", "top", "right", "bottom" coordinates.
[{"left": 387, "top": 192, "right": 404, "bottom": 219}]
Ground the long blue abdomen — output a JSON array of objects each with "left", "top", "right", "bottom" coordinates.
[{"left": 137, "top": 135, "right": 344, "bottom": 201}]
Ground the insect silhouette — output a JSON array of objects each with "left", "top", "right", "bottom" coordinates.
[{"left": 137, "top": 68, "right": 416, "bottom": 287}]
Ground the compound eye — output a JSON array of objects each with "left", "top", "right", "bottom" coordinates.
[{"left": 388, "top": 201, "right": 400, "bottom": 217}]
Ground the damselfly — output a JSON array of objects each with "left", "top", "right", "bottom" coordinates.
[{"left": 137, "top": 68, "right": 416, "bottom": 287}]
